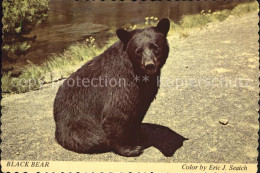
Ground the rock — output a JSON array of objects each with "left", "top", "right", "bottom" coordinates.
[
  {"left": 221, "top": 40, "right": 232, "bottom": 44},
  {"left": 219, "top": 118, "right": 229, "bottom": 125},
  {"left": 207, "top": 24, "right": 213, "bottom": 29},
  {"left": 26, "top": 59, "right": 34, "bottom": 64},
  {"left": 16, "top": 152, "right": 20, "bottom": 155}
]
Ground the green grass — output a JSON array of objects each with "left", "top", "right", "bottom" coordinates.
[
  {"left": 2, "top": 1, "right": 258, "bottom": 93},
  {"left": 2, "top": 38, "right": 117, "bottom": 93},
  {"left": 179, "top": 8, "right": 238, "bottom": 29},
  {"left": 231, "top": 1, "right": 259, "bottom": 16},
  {"left": 169, "top": 1, "right": 258, "bottom": 36}
]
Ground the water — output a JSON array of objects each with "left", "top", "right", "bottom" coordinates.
[{"left": 3, "top": 0, "right": 243, "bottom": 75}]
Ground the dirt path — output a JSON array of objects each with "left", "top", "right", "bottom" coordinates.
[{"left": 1, "top": 12, "right": 259, "bottom": 163}]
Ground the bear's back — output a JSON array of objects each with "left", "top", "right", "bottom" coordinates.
[{"left": 54, "top": 41, "right": 136, "bottom": 121}]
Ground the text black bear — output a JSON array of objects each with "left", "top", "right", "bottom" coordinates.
[{"left": 54, "top": 18, "right": 170, "bottom": 157}]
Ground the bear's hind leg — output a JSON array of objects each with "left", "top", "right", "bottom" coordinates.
[
  {"left": 55, "top": 119, "right": 108, "bottom": 154},
  {"left": 102, "top": 117, "right": 143, "bottom": 157}
]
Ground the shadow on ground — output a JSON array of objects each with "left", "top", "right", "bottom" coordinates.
[
  {"left": 83, "top": 123, "right": 187, "bottom": 157},
  {"left": 140, "top": 123, "right": 188, "bottom": 157}
]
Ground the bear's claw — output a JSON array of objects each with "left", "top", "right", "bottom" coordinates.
[{"left": 114, "top": 145, "right": 143, "bottom": 157}]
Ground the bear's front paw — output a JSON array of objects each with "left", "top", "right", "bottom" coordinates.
[{"left": 114, "top": 145, "right": 143, "bottom": 157}]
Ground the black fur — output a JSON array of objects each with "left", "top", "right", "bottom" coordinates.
[{"left": 54, "top": 18, "right": 170, "bottom": 157}]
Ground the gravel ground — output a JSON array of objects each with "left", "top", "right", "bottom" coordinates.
[{"left": 1, "top": 12, "right": 259, "bottom": 163}]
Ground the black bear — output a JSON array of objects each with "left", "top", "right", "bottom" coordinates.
[{"left": 54, "top": 18, "right": 170, "bottom": 157}]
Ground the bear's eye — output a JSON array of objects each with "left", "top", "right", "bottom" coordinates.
[
  {"left": 150, "top": 43, "right": 159, "bottom": 51},
  {"left": 136, "top": 48, "right": 143, "bottom": 55}
]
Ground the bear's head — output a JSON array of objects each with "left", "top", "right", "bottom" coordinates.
[{"left": 117, "top": 18, "right": 170, "bottom": 75}]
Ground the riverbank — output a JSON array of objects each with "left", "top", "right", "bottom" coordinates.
[
  {"left": 2, "top": 0, "right": 49, "bottom": 65},
  {"left": 1, "top": 10, "right": 258, "bottom": 162},
  {"left": 1, "top": 1, "right": 258, "bottom": 93}
]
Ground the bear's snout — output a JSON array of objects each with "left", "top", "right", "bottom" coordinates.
[
  {"left": 145, "top": 63, "right": 155, "bottom": 71},
  {"left": 143, "top": 58, "right": 157, "bottom": 75}
]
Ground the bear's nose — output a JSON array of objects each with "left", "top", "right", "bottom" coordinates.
[{"left": 145, "top": 63, "right": 155, "bottom": 71}]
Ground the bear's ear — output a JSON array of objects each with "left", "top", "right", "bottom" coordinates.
[
  {"left": 116, "top": 29, "right": 130, "bottom": 45},
  {"left": 156, "top": 18, "right": 170, "bottom": 36}
]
